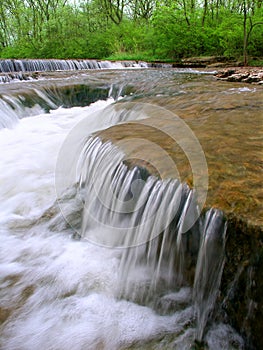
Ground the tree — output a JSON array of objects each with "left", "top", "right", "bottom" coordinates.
[
  {"left": 242, "top": 0, "right": 263, "bottom": 65},
  {"left": 101, "top": 0, "right": 127, "bottom": 24},
  {"left": 0, "top": 0, "right": 262, "bottom": 61},
  {"left": 129, "top": 0, "right": 156, "bottom": 21}
]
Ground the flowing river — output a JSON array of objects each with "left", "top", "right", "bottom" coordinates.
[{"left": 0, "top": 64, "right": 262, "bottom": 350}]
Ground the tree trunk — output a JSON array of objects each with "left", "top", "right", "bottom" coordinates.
[{"left": 243, "top": 0, "right": 248, "bottom": 66}]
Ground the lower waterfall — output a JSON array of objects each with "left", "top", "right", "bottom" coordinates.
[{"left": 73, "top": 137, "right": 228, "bottom": 344}]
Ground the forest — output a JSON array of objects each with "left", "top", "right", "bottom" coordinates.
[{"left": 0, "top": 0, "right": 262, "bottom": 65}]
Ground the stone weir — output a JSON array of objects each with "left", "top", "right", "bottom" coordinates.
[
  {"left": 0, "top": 58, "right": 148, "bottom": 73},
  {"left": 95, "top": 104, "right": 263, "bottom": 350},
  {"left": 0, "top": 59, "right": 148, "bottom": 83}
]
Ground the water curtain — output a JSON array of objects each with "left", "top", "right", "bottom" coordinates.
[{"left": 78, "top": 137, "right": 227, "bottom": 341}]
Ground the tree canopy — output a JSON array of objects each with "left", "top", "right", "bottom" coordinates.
[{"left": 0, "top": 0, "right": 262, "bottom": 64}]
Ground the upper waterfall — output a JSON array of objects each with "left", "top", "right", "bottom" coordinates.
[{"left": 0, "top": 59, "right": 148, "bottom": 74}]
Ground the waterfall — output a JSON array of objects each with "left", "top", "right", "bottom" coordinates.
[
  {"left": 193, "top": 209, "right": 227, "bottom": 341},
  {"left": 0, "top": 97, "right": 20, "bottom": 128},
  {"left": 0, "top": 59, "right": 148, "bottom": 74},
  {"left": 76, "top": 136, "right": 227, "bottom": 341},
  {"left": 0, "top": 84, "right": 120, "bottom": 129}
]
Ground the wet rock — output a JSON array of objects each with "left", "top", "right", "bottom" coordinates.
[
  {"left": 215, "top": 68, "right": 263, "bottom": 84},
  {"left": 227, "top": 73, "right": 249, "bottom": 82},
  {"left": 0, "top": 307, "right": 11, "bottom": 324},
  {"left": 147, "top": 62, "right": 173, "bottom": 68},
  {"left": 181, "top": 56, "right": 229, "bottom": 67},
  {"left": 215, "top": 69, "right": 236, "bottom": 78},
  {"left": 243, "top": 74, "right": 261, "bottom": 83},
  {"left": 216, "top": 214, "right": 263, "bottom": 350},
  {"left": 208, "top": 62, "right": 233, "bottom": 68}
]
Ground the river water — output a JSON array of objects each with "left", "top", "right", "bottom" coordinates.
[{"left": 0, "top": 67, "right": 262, "bottom": 349}]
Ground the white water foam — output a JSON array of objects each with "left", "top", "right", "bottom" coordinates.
[{"left": 0, "top": 99, "right": 115, "bottom": 224}]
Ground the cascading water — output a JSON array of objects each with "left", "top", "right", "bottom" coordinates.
[
  {"left": 194, "top": 209, "right": 227, "bottom": 341},
  {"left": 0, "top": 84, "right": 127, "bottom": 129},
  {"left": 76, "top": 137, "right": 230, "bottom": 343},
  {"left": 0, "top": 59, "right": 148, "bottom": 85},
  {"left": 0, "top": 59, "right": 148, "bottom": 74},
  {"left": 0, "top": 69, "right": 249, "bottom": 350}
]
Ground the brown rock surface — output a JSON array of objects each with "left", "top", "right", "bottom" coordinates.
[{"left": 97, "top": 85, "right": 263, "bottom": 228}]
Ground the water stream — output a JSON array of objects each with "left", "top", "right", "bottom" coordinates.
[{"left": 1, "top": 66, "right": 262, "bottom": 349}]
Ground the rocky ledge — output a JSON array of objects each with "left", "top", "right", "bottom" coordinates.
[{"left": 215, "top": 67, "right": 263, "bottom": 84}]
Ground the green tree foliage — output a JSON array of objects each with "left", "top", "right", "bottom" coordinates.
[{"left": 0, "top": 0, "right": 262, "bottom": 64}]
